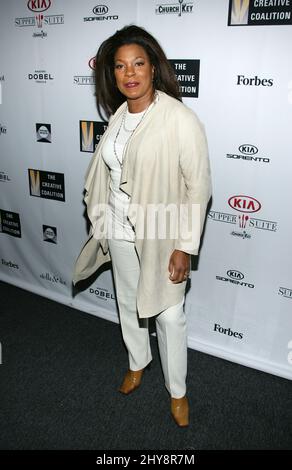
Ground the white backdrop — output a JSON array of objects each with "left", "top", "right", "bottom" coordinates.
[{"left": 1, "top": 0, "right": 292, "bottom": 380}]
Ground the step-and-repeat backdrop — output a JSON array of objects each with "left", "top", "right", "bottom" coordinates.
[{"left": 1, "top": 0, "right": 292, "bottom": 379}]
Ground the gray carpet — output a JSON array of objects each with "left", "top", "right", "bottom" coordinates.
[{"left": 0, "top": 280, "right": 291, "bottom": 450}]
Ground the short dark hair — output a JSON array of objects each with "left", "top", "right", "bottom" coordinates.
[{"left": 95, "top": 25, "right": 181, "bottom": 119}]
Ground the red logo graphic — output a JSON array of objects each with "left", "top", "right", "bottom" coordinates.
[
  {"left": 35, "top": 13, "right": 44, "bottom": 27},
  {"left": 27, "top": 0, "right": 51, "bottom": 12},
  {"left": 88, "top": 57, "right": 96, "bottom": 70},
  {"left": 238, "top": 214, "right": 249, "bottom": 228},
  {"left": 228, "top": 195, "right": 261, "bottom": 213}
]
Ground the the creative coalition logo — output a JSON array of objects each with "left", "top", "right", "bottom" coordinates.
[
  {"left": 0, "top": 124, "right": 7, "bottom": 135},
  {"left": 74, "top": 57, "right": 95, "bottom": 85},
  {"left": 0, "top": 171, "right": 11, "bottom": 183},
  {"left": 216, "top": 269, "right": 255, "bottom": 288},
  {"left": 15, "top": 0, "right": 64, "bottom": 37},
  {"left": 89, "top": 286, "right": 115, "bottom": 301},
  {"left": 36, "top": 123, "right": 51, "bottom": 142},
  {"left": 169, "top": 60, "right": 200, "bottom": 98},
  {"left": 43, "top": 225, "right": 57, "bottom": 244},
  {"left": 228, "top": 0, "right": 292, "bottom": 26},
  {"left": 237, "top": 75, "right": 273, "bottom": 86},
  {"left": 28, "top": 169, "right": 65, "bottom": 202},
  {"left": 28, "top": 70, "right": 53, "bottom": 84},
  {"left": 214, "top": 323, "right": 243, "bottom": 340},
  {"left": 0, "top": 209, "right": 21, "bottom": 238},
  {"left": 155, "top": 0, "right": 194, "bottom": 16},
  {"left": 84, "top": 4, "right": 119, "bottom": 22},
  {"left": 278, "top": 286, "right": 292, "bottom": 300},
  {"left": 80, "top": 121, "right": 107, "bottom": 153},
  {"left": 208, "top": 194, "right": 278, "bottom": 239},
  {"left": 1, "top": 258, "right": 19, "bottom": 270},
  {"left": 226, "top": 144, "right": 270, "bottom": 164}
]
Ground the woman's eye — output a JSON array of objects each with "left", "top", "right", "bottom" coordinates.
[
  {"left": 115, "top": 64, "right": 123, "bottom": 69},
  {"left": 135, "top": 62, "right": 144, "bottom": 66}
]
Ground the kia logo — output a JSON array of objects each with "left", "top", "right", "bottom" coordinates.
[
  {"left": 227, "top": 270, "right": 244, "bottom": 280},
  {"left": 239, "top": 144, "right": 258, "bottom": 155},
  {"left": 27, "top": 0, "right": 51, "bottom": 12},
  {"left": 93, "top": 5, "right": 109, "bottom": 15},
  {"left": 88, "top": 57, "right": 96, "bottom": 70},
  {"left": 228, "top": 195, "right": 261, "bottom": 213}
]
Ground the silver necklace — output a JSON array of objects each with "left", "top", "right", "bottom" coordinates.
[
  {"left": 123, "top": 109, "right": 144, "bottom": 133},
  {"left": 113, "top": 98, "right": 155, "bottom": 169}
]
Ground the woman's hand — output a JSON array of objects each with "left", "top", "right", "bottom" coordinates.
[{"left": 168, "top": 250, "right": 191, "bottom": 283}]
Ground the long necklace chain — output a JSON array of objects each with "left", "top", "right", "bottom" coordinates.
[{"left": 113, "top": 96, "right": 155, "bottom": 169}]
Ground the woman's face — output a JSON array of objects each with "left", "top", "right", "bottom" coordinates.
[{"left": 114, "top": 43, "right": 154, "bottom": 104}]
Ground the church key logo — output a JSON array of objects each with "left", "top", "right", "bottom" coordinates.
[
  {"left": 208, "top": 194, "right": 278, "bottom": 239},
  {"left": 0, "top": 210, "right": 22, "bottom": 238},
  {"left": 43, "top": 225, "right": 57, "bottom": 244},
  {"left": 36, "top": 123, "right": 51, "bottom": 142},
  {"left": 80, "top": 121, "right": 107, "bottom": 153},
  {"left": 15, "top": 0, "right": 64, "bottom": 37},
  {"left": 74, "top": 57, "right": 95, "bottom": 85},
  {"left": 169, "top": 60, "right": 200, "bottom": 98},
  {"left": 83, "top": 4, "right": 119, "bottom": 22},
  {"left": 155, "top": 0, "right": 194, "bottom": 16},
  {"left": 226, "top": 144, "right": 270, "bottom": 164},
  {"left": 228, "top": 0, "right": 292, "bottom": 26},
  {"left": 28, "top": 169, "right": 65, "bottom": 202}
]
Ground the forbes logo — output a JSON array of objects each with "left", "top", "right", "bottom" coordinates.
[
  {"left": 239, "top": 144, "right": 258, "bottom": 155},
  {"left": 227, "top": 270, "right": 244, "bottom": 280},
  {"left": 228, "top": 195, "right": 261, "bottom": 213},
  {"left": 93, "top": 5, "right": 109, "bottom": 15},
  {"left": 237, "top": 75, "right": 273, "bottom": 86},
  {"left": 27, "top": 0, "right": 51, "bottom": 12}
]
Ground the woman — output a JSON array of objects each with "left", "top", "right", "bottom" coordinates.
[{"left": 73, "top": 25, "right": 211, "bottom": 427}]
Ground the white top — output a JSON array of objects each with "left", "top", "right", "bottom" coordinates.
[{"left": 102, "top": 108, "right": 146, "bottom": 241}]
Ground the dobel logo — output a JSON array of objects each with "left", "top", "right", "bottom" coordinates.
[
  {"left": 228, "top": 195, "right": 261, "bottom": 213},
  {"left": 27, "top": 0, "right": 51, "bottom": 12},
  {"left": 88, "top": 57, "right": 96, "bottom": 70},
  {"left": 227, "top": 270, "right": 244, "bottom": 280},
  {"left": 93, "top": 5, "right": 109, "bottom": 15},
  {"left": 238, "top": 144, "right": 258, "bottom": 155}
]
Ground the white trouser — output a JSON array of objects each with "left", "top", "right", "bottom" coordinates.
[{"left": 108, "top": 237, "right": 187, "bottom": 398}]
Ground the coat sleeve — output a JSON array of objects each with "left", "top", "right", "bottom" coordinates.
[{"left": 174, "top": 108, "right": 212, "bottom": 255}]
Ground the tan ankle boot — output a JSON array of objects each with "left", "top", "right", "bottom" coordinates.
[
  {"left": 171, "top": 396, "right": 189, "bottom": 427},
  {"left": 118, "top": 369, "right": 144, "bottom": 395}
]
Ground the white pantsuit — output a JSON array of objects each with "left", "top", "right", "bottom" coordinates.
[{"left": 108, "top": 237, "right": 187, "bottom": 399}]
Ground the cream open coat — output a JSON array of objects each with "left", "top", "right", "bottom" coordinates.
[{"left": 73, "top": 90, "right": 211, "bottom": 318}]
